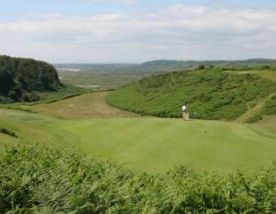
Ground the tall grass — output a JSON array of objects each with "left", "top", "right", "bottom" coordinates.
[{"left": 1, "top": 145, "right": 276, "bottom": 213}]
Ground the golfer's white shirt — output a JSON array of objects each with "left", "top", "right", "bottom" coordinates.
[{"left": 182, "top": 105, "right": 187, "bottom": 112}]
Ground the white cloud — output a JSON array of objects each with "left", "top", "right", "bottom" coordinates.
[{"left": 0, "top": 5, "right": 276, "bottom": 63}]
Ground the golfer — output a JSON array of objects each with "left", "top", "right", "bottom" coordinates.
[{"left": 182, "top": 103, "right": 190, "bottom": 121}]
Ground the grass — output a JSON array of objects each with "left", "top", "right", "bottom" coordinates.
[
  {"left": 257, "top": 115, "right": 276, "bottom": 132},
  {"left": 1, "top": 107, "right": 276, "bottom": 174}
]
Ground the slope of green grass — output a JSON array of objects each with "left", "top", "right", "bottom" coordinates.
[
  {"left": 107, "top": 69, "right": 276, "bottom": 121},
  {"left": 23, "top": 92, "right": 138, "bottom": 119},
  {"left": 1, "top": 108, "right": 276, "bottom": 174},
  {"left": 257, "top": 115, "right": 276, "bottom": 132}
]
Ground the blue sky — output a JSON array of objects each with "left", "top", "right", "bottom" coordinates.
[
  {"left": 1, "top": 0, "right": 276, "bottom": 63},
  {"left": 2, "top": 0, "right": 276, "bottom": 16}
]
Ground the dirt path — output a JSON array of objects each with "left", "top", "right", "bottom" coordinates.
[
  {"left": 24, "top": 91, "right": 139, "bottom": 119},
  {"left": 235, "top": 93, "right": 275, "bottom": 123}
]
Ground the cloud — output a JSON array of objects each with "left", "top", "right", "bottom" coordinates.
[{"left": 0, "top": 5, "right": 276, "bottom": 62}]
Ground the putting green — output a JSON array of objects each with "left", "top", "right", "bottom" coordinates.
[{"left": 1, "top": 108, "right": 276, "bottom": 174}]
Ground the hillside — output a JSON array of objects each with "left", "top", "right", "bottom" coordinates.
[
  {"left": 0, "top": 55, "right": 61, "bottom": 103},
  {"left": 107, "top": 69, "right": 276, "bottom": 121}
]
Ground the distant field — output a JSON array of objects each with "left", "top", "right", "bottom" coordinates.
[
  {"left": 1, "top": 107, "right": 276, "bottom": 174},
  {"left": 58, "top": 70, "right": 150, "bottom": 90}
]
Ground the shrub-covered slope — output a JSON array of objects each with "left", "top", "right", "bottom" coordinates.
[
  {"left": 263, "top": 95, "right": 276, "bottom": 115},
  {"left": 1, "top": 145, "right": 276, "bottom": 213},
  {"left": 0, "top": 55, "right": 61, "bottom": 103},
  {"left": 107, "top": 69, "right": 276, "bottom": 120}
]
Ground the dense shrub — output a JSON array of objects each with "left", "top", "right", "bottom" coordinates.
[
  {"left": 0, "top": 55, "right": 61, "bottom": 102},
  {"left": 0, "top": 145, "right": 276, "bottom": 213},
  {"left": 107, "top": 69, "right": 276, "bottom": 120},
  {"left": 263, "top": 95, "right": 276, "bottom": 115}
]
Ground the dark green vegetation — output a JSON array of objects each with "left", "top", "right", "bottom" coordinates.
[
  {"left": 263, "top": 95, "right": 276, "bottom": 115},
  {"left": 1, "top": 145, "right": 276, "bottom": 214},
  {"left": 0, "top": 127, "right": 17, "bottom": 138},
  {"left": 0, "top": 55, "right": 61, "bottom": 103},
  {"left": 107, "top": 69, "right": 276, "bottom": 120}
]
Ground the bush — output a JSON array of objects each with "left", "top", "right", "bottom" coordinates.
[
  {"left": 1, "top": 145, "right": 276, "bottom": 213},
  {"left": 198, "top": 65, "right": 206, "bottom": 70}
]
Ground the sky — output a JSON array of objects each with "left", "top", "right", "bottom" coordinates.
[{"left": 1, "top": 0, "right": 276, "bottom": 63}]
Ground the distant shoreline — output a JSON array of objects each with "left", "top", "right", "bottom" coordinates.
[{"left": 57, "top": 68, "right": 81, "bottom": 72}]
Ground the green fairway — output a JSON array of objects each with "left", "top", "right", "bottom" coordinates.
[{"left": 1, "top": 108, "right": 276, "bottom": 174}]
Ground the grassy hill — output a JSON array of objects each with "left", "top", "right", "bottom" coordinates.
[{"left": 107, "top": 68, "right": 276, "bottom": 121}]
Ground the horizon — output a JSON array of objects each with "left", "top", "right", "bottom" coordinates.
[
  {"left": 53, "top": 58, "right": 276, "bottom": 65},
  {"left": 2, "top": 54, "right": 276, "bottom": 65},
  {"left": 1, "top": 0, "right": 276, "bottom": 63}
]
